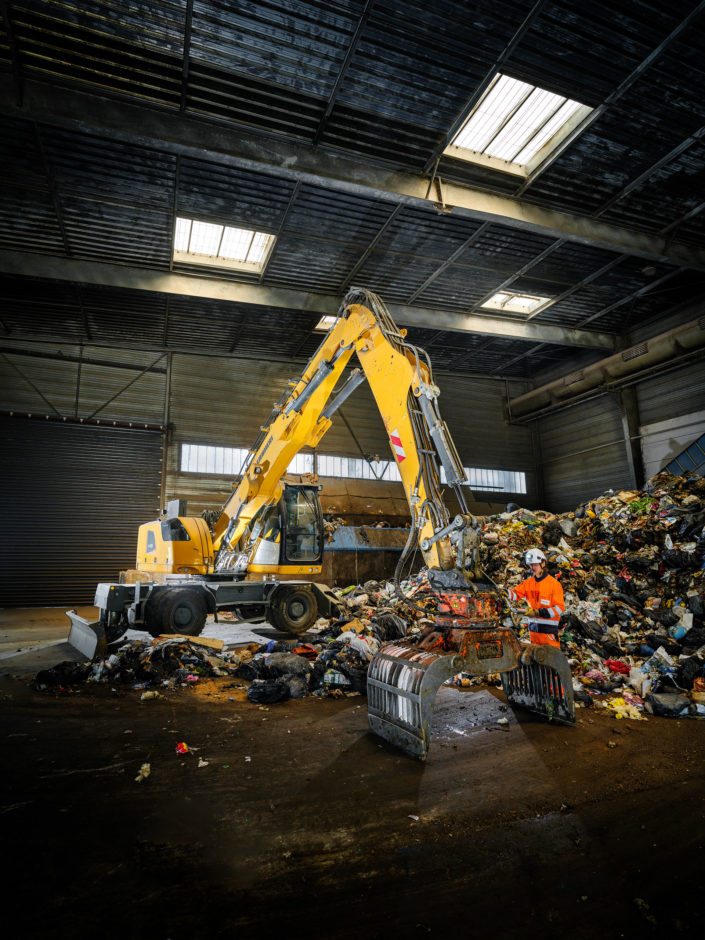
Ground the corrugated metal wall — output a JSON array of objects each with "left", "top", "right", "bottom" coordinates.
[
  {"left": 636, "top": 361, "right": 705, "bottom": 479},
  {"left": 636, "top": 361, "right": 705, "bottom": 428},
  {"left": 537, "top": 394, "right": 633, "bottom": 512},
  {"left": 0, "top": 341, "right": 166, "bottom": 425},
  {"left": 0, "top": 418, "right": 162, "bottom": 605}
]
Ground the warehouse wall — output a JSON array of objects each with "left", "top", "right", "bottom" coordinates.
[
  {"left": 537, "top": 394, "right": 633, "bottom": 513},
  {"left": 0, "top": 340, "right": 166, "bottom": 423},
  {"left": 0, "top": 341, "right": 535, "bottom": 604},
  {"left": 636, "top": 361, "right": 705, "bottom": 480}
]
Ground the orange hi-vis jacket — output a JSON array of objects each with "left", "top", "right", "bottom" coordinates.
[{"left": 507, "top": 572, "right": 565, "bottom": 648}]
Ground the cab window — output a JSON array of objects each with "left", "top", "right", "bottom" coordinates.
[
  {"left": 283, "top": 487, "right": 321, "bottom": 562},
  {"left": 160, "top": 519, "right": 191, "bottom": 542},
  {"left": 146, "top": 530, "right": 156, "bottom": 553}
]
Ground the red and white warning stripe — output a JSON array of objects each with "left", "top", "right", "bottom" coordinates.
[{"left": 389, "top": 429, "right": 406, "bottom": 463}]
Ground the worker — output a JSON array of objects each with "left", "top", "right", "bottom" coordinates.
[{"left": 506, "top": 548, "right": 564, "bottom": 648}]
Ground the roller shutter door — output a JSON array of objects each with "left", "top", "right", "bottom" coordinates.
[{"left": 0, "top": 418, "right": 162, "bottom": 606}]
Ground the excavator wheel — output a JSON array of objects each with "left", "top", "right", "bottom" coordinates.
[
  {"left": 155, "top": 587, "right": 208, "bottom": 637},
  {"left": 144, "top": 590, "right": 170, "bottom": 638},
  {"left": 270, "top": 585, "right": 318, "bottom": 635}
]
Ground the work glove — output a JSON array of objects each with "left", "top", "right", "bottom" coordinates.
[{"left": 537, "top": 607, "right": 550, "bottom": 618}]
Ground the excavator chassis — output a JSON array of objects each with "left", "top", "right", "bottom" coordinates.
[{"left": 367, "top": 615, "right": 574, "bottom": 760}]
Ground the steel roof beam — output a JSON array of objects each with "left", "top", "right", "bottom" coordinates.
[
  {"left": 1, "top": 77, "right": 703, "bottom": 272},
  {"left": 0, "top": 250, "right": 615, "bottom": 350}
]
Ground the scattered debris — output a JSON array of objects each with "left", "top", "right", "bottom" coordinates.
[{"left": 134, "top": 762, "right": 151, "bottom": 782}]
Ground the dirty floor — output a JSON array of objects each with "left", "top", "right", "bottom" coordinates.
[{"left": 2, "top": 608, "right": 704, "bottom": 940}]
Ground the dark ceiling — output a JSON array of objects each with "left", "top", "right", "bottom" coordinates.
[{"left": 1, "top": 0, "right": 704, "bottom": 378}]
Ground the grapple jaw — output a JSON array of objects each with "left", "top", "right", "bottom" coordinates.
[
  {"left": 366, "top": 583, "right": 575, "bottom": 760},
  {"left": 501, "top": 644, "right": 575, "bottom": 724}
]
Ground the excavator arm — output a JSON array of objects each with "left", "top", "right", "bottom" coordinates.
[{"left": 212, "top": 288, "right": 482, "bottom": 576}]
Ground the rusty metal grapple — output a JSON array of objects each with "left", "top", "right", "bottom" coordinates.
[{"left": 367, "top": 576, "right": 574, "bottom": 760}]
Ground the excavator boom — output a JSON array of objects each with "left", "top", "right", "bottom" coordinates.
[{"left": 204, "top": 285, "right": 574, "bottom": 759}]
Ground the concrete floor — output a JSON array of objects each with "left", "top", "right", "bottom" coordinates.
[{"left": 2, "top": 607, "right": 704, "bottom": 939}]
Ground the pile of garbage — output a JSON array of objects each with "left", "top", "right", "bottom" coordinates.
[
  {"left": 481, "top": 469, "right": 705, "bottom": 719},
  {"left": 34, "top": 636, "right": 246, "bottom": 693},
  {"left": 35, "top": 470, "right": 704, "bottom": 719}
]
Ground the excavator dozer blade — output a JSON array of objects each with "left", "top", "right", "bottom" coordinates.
[
  {"left": 66, "top": 610, "right": 107, "bottom": 660},
  {"left": 367, "top": 643, "right": 463, "bottom": 760},
  {"left": 501, "top": 644, "right": 575, "bottom": 725}
]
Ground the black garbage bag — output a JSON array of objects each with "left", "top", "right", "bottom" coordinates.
[
  {"left": 645, "top": 633, "right": 681, "bottom": 655},
  {"left": 542, "top": 520, "right": 564, "bottom": 546},
  {"left": 561, "top": 613, "right": 604, "bottom": 644},
  {"left": 235, "top": 658, "right": 267, "bottom": 680},
  {"left": 623, "top": 553, "right": 654, "bottom": 572},
  {"left": 661, "top": 549, "right": 699, "bottom": 570},
  {"left": 645, "top": 607, "right": 680, "bottom": 629},
  {"left": 285, "top": 676, "right": 308, "bottom": 699},
  {"left": 309, "top": 659, "right": 326, "bottom": 690},
  {"left": 687, "top": 594, "right": 704, "bottom": 618},
  {"left": 35, "top": 660, "right": 92, "bottom": 688},
  {"left": 265, "top": 652, "right": 312, "bottom": 680},
  {"left": 612, "top": 591, "right": 643, "bottom": 609},
  {"left": 696, "top": 529, "right": 705, "bottom": 559},
  {"left": 676, "top": 655, "right": 705, "bottom": 690},
  {"left": 336, "top": 662, "right": 368, "bottom": 693},
  {"left": 372, "top": 609, "right": 408, "bottom": 641},
  {"left": 645, "top": 691, "right": 690, "bottom": 717},
  {"left": 595, "top": 639, "right": 624, "bottom": 658},
  {"left": 247, "top": 678, "right": 291, "bottom": 704},
  {"left": 267, "top": 640, "right": 299, "bottom": 653},
  {"left": 683, "top": 627, "right": 705, "bottom": 653}
]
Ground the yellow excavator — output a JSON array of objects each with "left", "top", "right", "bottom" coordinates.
[{"left": 67, "top": 287, "right": 574, "bottom": 759}]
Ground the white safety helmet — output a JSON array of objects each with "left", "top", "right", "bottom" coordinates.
[{"left": 525, "top": 548, "right": 546, "bottom": 566}]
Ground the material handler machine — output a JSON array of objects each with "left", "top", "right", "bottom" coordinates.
[{"left": 68, "top": 288, "right": 574, "bottom": 759}]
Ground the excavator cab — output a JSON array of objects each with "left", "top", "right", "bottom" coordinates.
[{"left": 248, "top": 484, "right": 324, "bottom": 575}]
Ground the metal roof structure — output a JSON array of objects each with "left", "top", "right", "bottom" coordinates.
[{"left": 1, "top": 0, "right": 704, "bottom": 378}]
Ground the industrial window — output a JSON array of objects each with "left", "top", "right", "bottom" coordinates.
[
  {"left": 481, "top": 290, "right": 553, "bottom": 318},
  {"left": 180, "top": 444, "right": 250, "bottom": 475},
  {"left": 180, "top": 445, "right": 524, "bottom": 492},
  {"left": 180, "top": 444, "right": 400, "bottom": 481},
  {"left": 317, "top": 455, "right": 401, "bottom": 482},
  {"left": 173, "top": 217, "right": 275, "bottom": 272},
  {"left": 314, "top": 315, "right": 338, "bottom": 331},
  {"left": 445, "top": 74, "right": 592, "bottom": 177},
  {"left": 439, "top": 466, "right": 526, "bottom": 493}
]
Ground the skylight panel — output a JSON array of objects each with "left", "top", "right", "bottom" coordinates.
[
  {"left": 481, "top": 291, "right": 553, "bottom": 317},
  {"left": 173, "top": 217, "right": 275, "bottom": 272},
  {"left": 446, "top": 74, "right": 592, "bottom": 177}
]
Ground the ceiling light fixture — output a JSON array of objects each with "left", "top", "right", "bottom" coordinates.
[{"left": 481, "top": 290, "right": 553, "bottom": 317}]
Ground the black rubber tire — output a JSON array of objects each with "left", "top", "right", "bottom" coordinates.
[
  {"left": 270, "top": 585, "right": 318, "bottom": 635},
  {"left": 144, "top": 590, "right": 170, "bottom": 638},
  {"left": 158, "top": 588, "right": 208, "bottom": 637}
]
